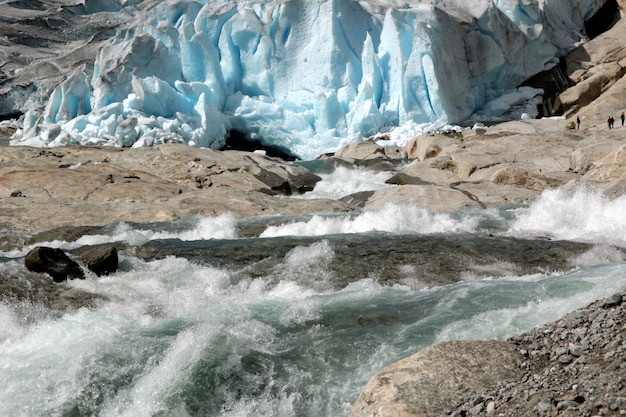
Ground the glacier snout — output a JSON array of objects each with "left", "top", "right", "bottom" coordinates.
[{"left": 11, "top": 0, "right": 606, "bottom": 159}]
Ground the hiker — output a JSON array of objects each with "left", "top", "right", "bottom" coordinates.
[{"left": 576, "top": 116, "right": 580, "bottom": 129}]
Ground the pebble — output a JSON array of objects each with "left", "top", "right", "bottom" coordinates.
[{"left": 446, "top": 291, "right": 626, "bottom": 416}]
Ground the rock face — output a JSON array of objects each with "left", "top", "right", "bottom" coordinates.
[
  {"left": 349, "top": 341, "right": 523, "bottom": 417},
  {"left": 351, "top": 292, "right": 626, "bottom": 417},
  {"left": 553, "top": 5, "right": 626, "bottom": 121}
]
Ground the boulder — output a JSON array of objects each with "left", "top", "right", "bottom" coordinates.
[
  {"left": 402, "top": 134, "right": 458, "bottom": 161},
  {"left": 333, "top": 140, "right": 390, "bottom": 160},
  {"left": 485, "top": 163, "right": 578, "bottom": 191},
  {"left": 73, "top": 244, "right": 119, "bottom": 276},
  {"left": 24, "top": 246, "right": 84, "bottom": 282},
  {"left": 599, "top": 177, "right": 626, "bottom": 199},
  {"left": 447, "top": 180, "right": 540, "bottom": 207},
  {"left": 339, "top": 191, "right": 376, "bottom": 208},
  {"left": 450, "top": 151, "right": 506, "bottom": 180},
  {"left": 349, "top": 340, "right": 522, "bottom": 417},
  {"left": 386, "top": 157, "right": 459, "bottom": 186}
]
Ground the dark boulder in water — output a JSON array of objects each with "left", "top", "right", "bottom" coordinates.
[
  {"left": 24, "top": 246, "right": 84, "bottom": 282},
  {"left": 73, "top": 244, "right": 119, "bottom": 276}
]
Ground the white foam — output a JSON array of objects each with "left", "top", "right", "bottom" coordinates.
[
  {"left": 260, "top": 203, "right": 479, "bottom": 237},
  {"left": 296, "top": 166, "right": 396, "bottom": 200},
  {"left": 96, "top": 213, "right": 239, "bottom": 244},
  {"left": 0, "top": 304, "right": 24, "bottom": 344},
  {"left": 508, "top": 187, "right": 626, "bottom": 246},
  {"left": 99, "top": 323, "right": 216, "bottom": 417},
  {"left": 2, "top": 248, "right": 624, "bottom": 416}
]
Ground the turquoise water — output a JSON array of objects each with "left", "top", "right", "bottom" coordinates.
[{"left": 0, "top": 185, "right": 625, "bottom": 417}]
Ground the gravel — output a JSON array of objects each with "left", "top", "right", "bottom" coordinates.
[{"left": 445, "top": 292, "right": 626, "bottom": 417}]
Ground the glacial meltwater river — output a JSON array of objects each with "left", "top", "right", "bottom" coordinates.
[{"left": 1, "top": 166, "right": 625, "bottom": 417}]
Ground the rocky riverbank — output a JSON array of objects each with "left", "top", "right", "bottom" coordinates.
[
  {"left": 350, "top": 291, "right": 626, "bottom": 417},
  {"left": 449, "top": 292, "right": 626, "bottom": 417},
  {"left": 1, "top": 113, "right": 626, "bottom": 237}
]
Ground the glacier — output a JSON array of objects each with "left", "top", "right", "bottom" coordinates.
[{"left": 10, "top": 0, "right": 607, "bottom": 160}]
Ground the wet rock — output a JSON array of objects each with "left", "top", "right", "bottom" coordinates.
[
  {"left": 73, "top": 244, "right": 119, "bottom": 276},
  {"left": 363, "top": 184, "right": 484, "bottom": 212},
  {"left": 133, "top": 233, "right": 596, "bottom": 293},
  {"left": 28, "top": 225, "right": 110, "bottom": 245},
  {"left": 24, "top": 246, "right": 84, "bottom": 282},
  {"left": 0, "top": 272, "right": 104, "bottom": 311},
  {"left": 600, "top": 293, "right": 623, "bottom": 309},
  {"left": 386, "top": 157, "right": 459, "bottom": 186},
  {"left": 338, "top": 191, "right": 375, "bottom": 208}
]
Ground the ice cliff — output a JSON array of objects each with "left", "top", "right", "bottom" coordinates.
[{"left": 11, "top": 0, "right": 607, "bottom": 159}]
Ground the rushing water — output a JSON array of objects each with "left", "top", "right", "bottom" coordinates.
[{"left": 1, "top": 167, "right": 626, "bottom": 417}]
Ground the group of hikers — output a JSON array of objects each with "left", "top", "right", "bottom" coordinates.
[
  {"left": 607, "top": 112, "right": 625, "bottom": 129},
  {"left": 568, "top": 112, "right": 625, "bottom": 129}
]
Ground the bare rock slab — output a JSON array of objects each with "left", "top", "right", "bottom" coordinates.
[
  {"left": 0, "top": 144, "right": 353, "bottom": 232},
  {"left": 349, "top": 340, "right": 523, "bottom": 417}
]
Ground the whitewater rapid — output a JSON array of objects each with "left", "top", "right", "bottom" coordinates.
[{"left": 0, "top": 168, "right": 625, "bottom": 417}]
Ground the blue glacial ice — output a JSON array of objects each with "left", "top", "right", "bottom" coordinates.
[{"left": 11, "top": 0, "right": 606, "bottom": 160}]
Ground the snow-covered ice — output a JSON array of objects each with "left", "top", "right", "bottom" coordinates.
[{"left": 11, "top": 0, "right": 606, "bottom": 159}]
